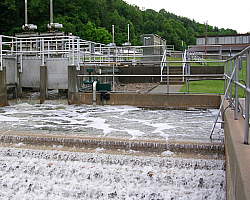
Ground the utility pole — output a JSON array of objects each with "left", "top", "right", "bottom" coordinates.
[{"left": 205, "top": 20, "right": 208, "bottom": 59}]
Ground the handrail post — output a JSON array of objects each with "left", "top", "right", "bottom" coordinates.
[
  {"left": 20, "top": 39, "right": 23, "bottom": 73},
  {"left": 234, "top": 57, "right": 239, "bottom": 120},
  {"left": 167, "top": 62, "right": 169, "bottom": 93},
  {"left": 77, "top": 38, "right": 80, "bottom": 70},
  {"left": 229, "top": 60, "right": 233, "bottom": 106},
  {"left": 72, "top": 36, "right": 75, "bottom": 65},
  {"left": 244, "top": 51, "right": 250, "bottom": 144},
  {"left": 42, "top": 38, "right": 45, "bottom": 66}
]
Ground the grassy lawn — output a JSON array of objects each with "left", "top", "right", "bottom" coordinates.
[
  {"left": 179, "top": 60, "right": 247, "bottom": 98},
  {"left": 166, "top": 57, "right": 223, "bottom": 67},
  {"left": 180, "top": 80, "right": 225, "bottom": 94}
]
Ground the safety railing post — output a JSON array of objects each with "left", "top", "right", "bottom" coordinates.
[
  {"left": 48, "top": 40, "right": 50, "bottom": 59},
  {"left": 244, "top": 51, "right": 250, "bottom": 144},
  {"left": 234, "top": 57, "right": 239, "bottom": 120},
  {"left": 20, "top": 39, "right": 23, "bottom": 73},
  {"left": 77, "top": 38, "right": 80, "bottom": 70},
  {"left": 224, "top": 62, "right": 228, "bottom": 95},
  {"left": 42, "top": 38, "right": 45, "bottom": 66},
  {"left": 229, "top": 60, "right": 233, "bottom": 106},
  {"left": 72, "top": 36, "right": 75, "bottom": 65},
  {"left": 167, "top": 62, "right": 169, "bottom": 93}
]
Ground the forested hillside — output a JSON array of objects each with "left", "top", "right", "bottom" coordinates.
[{"left": 0, "top": 0, "right": 237, "bottom": 50}]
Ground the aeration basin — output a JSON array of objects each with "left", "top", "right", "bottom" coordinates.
[{"left": 0, "top": 99, "right": 226, "bottom": 199}]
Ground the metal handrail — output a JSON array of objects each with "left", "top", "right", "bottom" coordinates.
[
  {"left": 210, "top": 45, "right": 250, "bottom": 144},
  {"left": 160, "top": 49, "right": 168, "bottom": 82}
]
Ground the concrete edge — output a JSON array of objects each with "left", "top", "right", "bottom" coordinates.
[
  {"left": 0, "top": 131, "right": 225, "bottom": 155},
  {"left": 70, "top": 93, "right": 221, "bottom": 109},
  {"left": 222, "top": 98, "right": 250, "bottom": 200}
]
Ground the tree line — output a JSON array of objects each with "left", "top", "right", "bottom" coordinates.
[{"left": 0, "top": 0, "right": 237, "bottom": 50}]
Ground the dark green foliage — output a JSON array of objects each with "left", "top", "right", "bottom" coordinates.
[{"left": 0, "top": 0, "right": 237, "bottom": 48}]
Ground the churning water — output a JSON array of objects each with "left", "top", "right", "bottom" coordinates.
[
  {"left": 0, "top": 147, "right": 225, "bottom": 200},
  {"left": 0, "top": 100, "right": 225, "bottom": 199},
  {"left": 0, "top": 100, "right": 224, "bottom": 142}
]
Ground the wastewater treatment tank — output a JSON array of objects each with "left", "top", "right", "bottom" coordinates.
[{"left": 0, "top": 100, "right": 226, "bottom": 199}]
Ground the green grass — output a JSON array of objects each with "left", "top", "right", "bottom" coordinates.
[
  {"left": 166, "top": 57, "right": 223, "bottom": 67},
  {"left": 180, "top": 80, "right": 225, "bottom": 94},
  {"left": 179, "top": 60, "right": 247, "bottom": 98}
]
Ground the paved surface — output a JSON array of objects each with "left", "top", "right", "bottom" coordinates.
[{"left": 149, "top": 85, "right": 184, "bottom": 93}]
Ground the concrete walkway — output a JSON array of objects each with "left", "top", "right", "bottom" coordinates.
[{"left": 149, "top": 85, "right": 184, "bottom": 93}]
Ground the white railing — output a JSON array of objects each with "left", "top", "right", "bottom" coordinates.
[
  {"left": 160, "top": 48, "right": 168, "bottom": 82},
  {"left": 0, "top": 33, "right": 167, "bottom": 71},
  {"left": 182, "top": 49, "right": 187, "bottom": 82}
]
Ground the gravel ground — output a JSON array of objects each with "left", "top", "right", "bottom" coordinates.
[{"left": 114, "top": 83, "right": 159, "bottom": 93}]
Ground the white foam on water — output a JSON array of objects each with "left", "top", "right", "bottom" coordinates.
[
  {"left": 0, "top": 102, "right": 224, "bottom": 142},
  {"left": 0, "top": 147, "right": 226, "bottom": 200}
]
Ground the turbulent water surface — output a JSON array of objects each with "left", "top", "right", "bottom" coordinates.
[
  {"left": 0, "top": 100, "right": 225, "bottom": 199},
  {"left": 0, "top": 100, "right": 224, "bottom": 142},
  {"left": 0, "top": 147, "right": 225, "bottom": 200}
]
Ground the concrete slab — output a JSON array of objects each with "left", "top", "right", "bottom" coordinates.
[{"left": 149, "top": 85, "right": 184, "bottom": 93}]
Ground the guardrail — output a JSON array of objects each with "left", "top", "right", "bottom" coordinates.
[
  {"left": 0, "top": 34, "right": 168, "bottom": 72},
  {"left": 211, "top": 45, "right": 250, "bottom": 144}
]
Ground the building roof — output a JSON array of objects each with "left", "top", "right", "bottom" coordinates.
[
  {"left": 196, "top": 33, "right": 250, "bottom": 38},
  {"left": 189, "top": 44, "right": 249, "bottom": 52}
]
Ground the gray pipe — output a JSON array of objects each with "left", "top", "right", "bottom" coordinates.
[
  {"left": 50, "top": 0, "right": 53, "bottom": 24},
  {"left": 25, "top": 0, "right": 28, "bottom": 25},
  {"left": 93, "top": 81, "right": 97, "bottom": 106}
]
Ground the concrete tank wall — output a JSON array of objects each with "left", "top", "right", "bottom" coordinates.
[
  {"left": 70, "top": 92, "right": 221, "bottom": 109},
  {"left": 20, "top": 58, "right": 41, "bottom": 88},
  {"left": 4, "top": 57, "right": 18, "bottom": 85},
  {"left": 47, "top": 58, "right": 69, "bottom": 90},
  {"left": 119, "top": 66, "right": 161, "bottom": 83},
  {"left": 0, "top": 67, "right": 7, "bottom": 106}
]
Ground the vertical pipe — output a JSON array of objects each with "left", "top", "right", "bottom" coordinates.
[
  {"left": 244, "top": 51, "right": 250, "bottom": 144},
  {"left": 50, "top": 0, "right": 53, "bottom": 25},
  {"left": 93, "top": 81, "right": 97, "bottom": 106},
  {"left": 234, "top": 58, "right": 239, "bottom": 120},
  {"left": 127, "top": 24, "right": 130, "bottom": 44},
  {"left": 25, "top": 0, "right": 28, "bottom": 26},
  {"left": 112, "top": 25, "right": 115, "bottom": 44}
]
